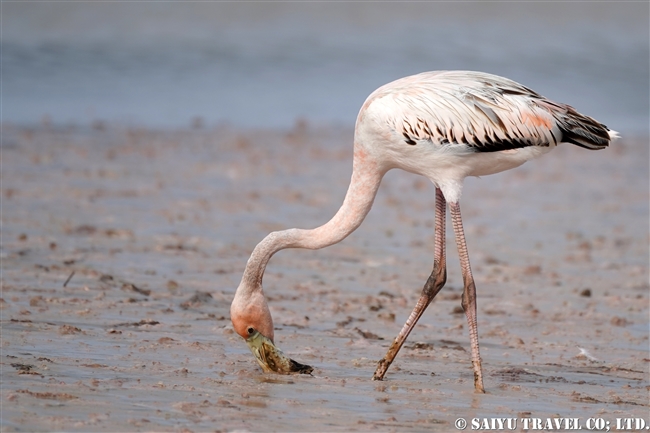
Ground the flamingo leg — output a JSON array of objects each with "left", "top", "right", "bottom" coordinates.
[
  {"left": 449, "top": 201, "right": 485, "bottom": 393},
  {"left": 373, "top": 187, "right": 447, "bottom": 380}
]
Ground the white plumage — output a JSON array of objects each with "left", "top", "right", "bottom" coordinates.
[{"left": 356, "top": 70, "right": 617, "bottom": 202}]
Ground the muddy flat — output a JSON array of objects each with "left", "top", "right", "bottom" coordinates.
[{"left": 2, "top": 124, "right": 648, "bottom": 432}]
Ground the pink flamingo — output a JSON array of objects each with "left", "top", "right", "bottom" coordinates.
[{"left": 231, "top": 70, "right": 618, "bottom": 392}]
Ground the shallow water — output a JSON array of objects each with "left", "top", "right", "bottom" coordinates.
[
  {"left": 4, "top": 2, "right": 649, "bottom": 133},
  {"left": 1, "top": 125, "right": 648, "bottom": 431}
]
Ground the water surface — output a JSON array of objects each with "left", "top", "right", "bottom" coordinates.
[{"left": 4, "top": 3, "right": 648, "bottom": 133}]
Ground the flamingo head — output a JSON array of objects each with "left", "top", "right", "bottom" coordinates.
[
  {"left": 230, "top": 285, "right": 275, "bottom": 343},
  {"left": 230, "top": 283, "right": 313, "bottom": 375}
]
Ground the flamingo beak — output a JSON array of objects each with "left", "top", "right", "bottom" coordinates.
[{"left": 245, "top": 329, "right": 313, "bottom": 375}]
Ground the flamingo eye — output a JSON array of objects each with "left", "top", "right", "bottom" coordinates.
[{"left": 247, "top": 327, "right": 255, "bottom": 335}]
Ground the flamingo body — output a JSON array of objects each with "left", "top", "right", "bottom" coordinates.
[
  {"left": 355, "top": 71, "right": 614, "bottom": 202},
  {"left": 231, "top": 70, "right": 617, "bottom": 391}
]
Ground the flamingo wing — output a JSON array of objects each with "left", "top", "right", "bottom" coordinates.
[{"left": 368, "top": 71, "right": 613, "bottom": 152}]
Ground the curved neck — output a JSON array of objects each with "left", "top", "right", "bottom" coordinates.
[{"left": 239, "top": 150, "right": 384, "bottom": 290}]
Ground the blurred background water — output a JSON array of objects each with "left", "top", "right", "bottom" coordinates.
[{"left": 4, "top": 2, "right": 648, "bottom": 133}]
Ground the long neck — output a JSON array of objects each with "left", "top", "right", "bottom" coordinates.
[{"left": 239, "top": 150, "right": 384, "bottom": 290}]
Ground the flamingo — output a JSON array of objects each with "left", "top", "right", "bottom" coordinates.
[{"left": 230, "top": 70, "right": 618, "bottom": 392}]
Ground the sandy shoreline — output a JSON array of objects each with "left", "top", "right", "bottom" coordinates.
[{"left": 2, "top": 123, "right": 648, "bottom": 431}]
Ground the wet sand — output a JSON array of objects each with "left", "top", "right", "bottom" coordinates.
[{"left": 1, "top": 123, "right": 648, "bottom": 431}]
